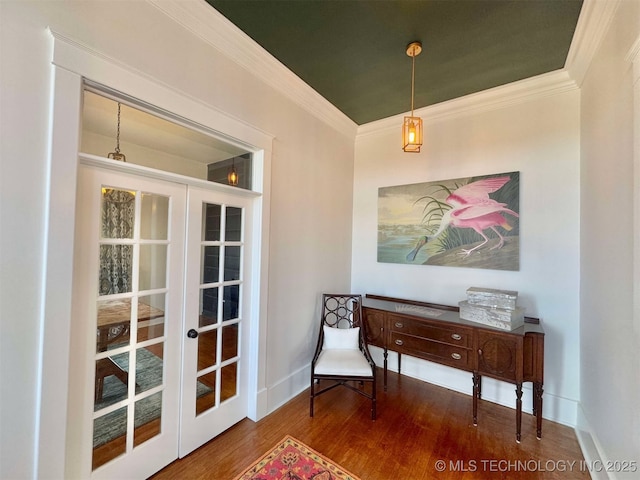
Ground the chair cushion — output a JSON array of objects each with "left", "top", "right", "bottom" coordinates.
[
  {"left": 323, "top": 326, "right": 360, "bottom": 350},
  {"left": 314, "top": 349, "right": 373, "bottom": 376}
]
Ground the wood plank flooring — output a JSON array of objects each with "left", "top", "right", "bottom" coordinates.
[{"left": 151, "top": 370, "right": 589, "bottom": 479}]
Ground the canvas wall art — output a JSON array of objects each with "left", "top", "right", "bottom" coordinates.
[{"left": 378, "top": 171, "right": 520, "bottom": 271}]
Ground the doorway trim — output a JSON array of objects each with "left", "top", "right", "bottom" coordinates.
[{"left": 38, "top": 29, "right": 273, "bottom": 479}]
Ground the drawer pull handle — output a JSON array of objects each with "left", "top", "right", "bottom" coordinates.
[
  {"left": 451, "top": 353, "right": 462, "bottom": 360},
  {"left": 395, "top": 339, "right": 404, "bottom": 346},
  {"left": 395, "top": 322, "right": 404, "bottom": 328},
  {"left": 451, "top": 333, "right": 462, "bottom": 341}
]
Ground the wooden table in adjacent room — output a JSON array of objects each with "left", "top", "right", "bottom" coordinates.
[{"left": 95, "top": 299, "right": 165, "bottom": 402}]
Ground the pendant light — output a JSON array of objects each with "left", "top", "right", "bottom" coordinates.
[
  {"left": 402, "top": 41, "right": 423, "bottom": 153},
  {"left": 107, "top": 102, "right": 127, "bottom": 162},
  {"left": 227, "top": 158, "right": 239, "bottom": 186}
]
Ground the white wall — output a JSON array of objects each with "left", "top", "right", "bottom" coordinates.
[
  {"left": 579, "top": 1, "right": 640, "bottom": 477},
  {"left": 352, "top": 89, "right": 581, "bottom": 426},
  {"left": 0, "top": 1, "right": 354, "bottom": 478}
]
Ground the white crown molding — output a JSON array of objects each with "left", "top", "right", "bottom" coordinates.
[
  {"left": 147, "top": 0, "right": 358, "bottom": 138},
  {"left": 49, "top": 28, "right": 275, "bottom": 150},
  {"left": 357, "top": 69, "right": 578, "bottom": 138},
  {"left": 565, "top": 0, "right": 621, "bottom": 87},
  {"left": 148, "top": 0, "right": 617, "bottom": 142},
  {"left": 358, "top": 0, "right": 620, "bottom": 139}
]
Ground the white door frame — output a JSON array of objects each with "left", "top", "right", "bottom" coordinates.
[{"left": 39, "top": 30, "right": 273, "bottom": 479}]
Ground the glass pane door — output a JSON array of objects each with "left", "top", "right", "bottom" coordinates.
[
  {"left": 92, "top": 189, "right": 171, "bottom": 469},
  {"left": 72, "top": 166, "right": 253, "bottom": 476},
  {"left": 180, "top": 188, "right": 252, "bottom": 457},
  {"left": 71, "top": 166, "right": 185, "bottom": 479},
  {"left": 194, "top": 204, "right": 242, "bottom": 415}
]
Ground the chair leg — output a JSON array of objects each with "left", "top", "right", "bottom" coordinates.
[
  {"left": 372, "top": 380, "right": 377, "bottom": 420},
  {"left": 310, "top": 377, "right": 378, "bottom": 420}
]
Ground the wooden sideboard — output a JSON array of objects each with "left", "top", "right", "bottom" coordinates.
[{"left": 362, "top": 294, "right": 544, "bottom": 442}]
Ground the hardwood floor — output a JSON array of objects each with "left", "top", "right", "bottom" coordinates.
[{"left": 151, "top": 369, "right": 589, "bottom": 479}]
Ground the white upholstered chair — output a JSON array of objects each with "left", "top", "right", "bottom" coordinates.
[{"left": 310, "top": 293, "right": 377, "bottom": 420}]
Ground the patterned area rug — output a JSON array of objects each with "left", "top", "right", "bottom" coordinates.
[
  {"left": 233, "top": 435, "right": 361, "bottom": 480},
  {"left": 93, "top": 349, "right": 211, "bottom": 448}
]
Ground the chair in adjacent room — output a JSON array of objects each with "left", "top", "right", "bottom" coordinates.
[{"left": 310, "top": 293, "right": 377, "bottom": 420}]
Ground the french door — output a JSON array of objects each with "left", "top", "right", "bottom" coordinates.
[
  {"left": 70, "top": 164, "right": 252, "bottom": 478},
  {"left": 179, "top": 186, "right": 252, "bottom": 456}
]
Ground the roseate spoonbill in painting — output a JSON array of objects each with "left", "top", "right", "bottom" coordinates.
[{"left": 406, "top": 176, "right": 518, "bottom": 261}]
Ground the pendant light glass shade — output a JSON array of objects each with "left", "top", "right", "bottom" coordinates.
[
  {"left": 227, "top": 161, "right": 239, "bottom": 186},
  {"left": 402, "top": 115, "right": 423, "bottom": 152},
  {"left": 402, "top": 41, "right": 423, "bottom": 153}
]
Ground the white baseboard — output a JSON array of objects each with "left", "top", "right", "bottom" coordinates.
[
  {"left": 369, "top": 347, "right": 579, "bottom": 428},
  {"left": 575, "top": 403, "right": 613, "bottom": 480},
  {"left": 260, "top": 348, "right": 580, "bottom": 427},
  {"left": 265, "top": 363, "right": 311, "bottom": 415},
  {"left": 262, "top": 348, "right": 579, "bottom": 428},
  {"left": 248, "top": 387, "right": 269, "bottom": 422}
]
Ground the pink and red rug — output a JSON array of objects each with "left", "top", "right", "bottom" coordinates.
[{"left": 233, "top": 435, "right": 361, "bottom": 480}]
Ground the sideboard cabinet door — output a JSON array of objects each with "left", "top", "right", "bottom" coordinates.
[
  {"left": 363, "top": 310, "right": 386, "bottom": 348},
  {"left": 476, "top": 330, "right": 523, "bottom": 382}
]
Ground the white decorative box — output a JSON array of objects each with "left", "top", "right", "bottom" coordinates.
[
  {"left": 459, "top": 301, "right": 525, "bottom": 331},
  {"left": 466, "top": 287, "right": 518, "bottom": 311}
]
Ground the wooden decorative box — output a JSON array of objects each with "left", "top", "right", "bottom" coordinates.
[
  {"left": 459, "top": 300, "right": 525, "bottom": 331},
  {"left": 466, "top": 287, "right": 518, "bottom": 310}
]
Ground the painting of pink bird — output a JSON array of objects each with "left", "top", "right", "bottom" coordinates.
[{"left": 378, "top": 172, "right": 519, "bottom": 270}]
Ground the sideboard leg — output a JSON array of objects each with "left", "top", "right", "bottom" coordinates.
[
  {"left": 383, "top": 348, "right": 388, "bottom": 391},
  {"left": 534, "top": 382, "right": 544, "bottom": 439},
  {"left": 515, "top": 383, "right": 523, "bottom": 443},
  {"left": 398, "top": 352, "right": 402, "bottom": 375},
  {"left": 472, "top": 372, "right": 480, "bottom": 426}
]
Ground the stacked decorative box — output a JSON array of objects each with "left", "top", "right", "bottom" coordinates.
[{"left": 459, "top": 287, "right": 525, "bottom": 331}]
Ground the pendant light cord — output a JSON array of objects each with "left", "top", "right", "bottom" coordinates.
[
  {"left": 115, "top": 103, "right": 122, "bottom": 154},
  {"left": 411, "top": 53, "right": 415, "bottom": 116}
]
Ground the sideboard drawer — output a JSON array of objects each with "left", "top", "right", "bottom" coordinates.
[
  {"left": 388, "top": 314, "right": 472, "bottom": 348},
  {"left": 389, "top": 332, "right": 473, "bottom": 370}
]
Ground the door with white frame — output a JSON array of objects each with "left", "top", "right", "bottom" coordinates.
[
  {"left": 71, "top": 164, "right": 253, "bottom": 478},
  {"left": 179, "top": 185, "right": 253, "bottom": 456}
]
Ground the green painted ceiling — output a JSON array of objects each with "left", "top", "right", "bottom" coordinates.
[{"left": 208, "top": 0, "right": 583, "bottom": 125}]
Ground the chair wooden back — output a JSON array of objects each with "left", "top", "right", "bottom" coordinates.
[
  {"left": 319, "top": 293, "right": 363, "bottom": 346},
  {"left": 321, "top": 293, "right": 362, "bottom": 326}
]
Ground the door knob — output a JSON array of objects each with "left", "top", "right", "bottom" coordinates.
[{"left": 187, "top": 329, "right": 199, "bottom": 339}]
